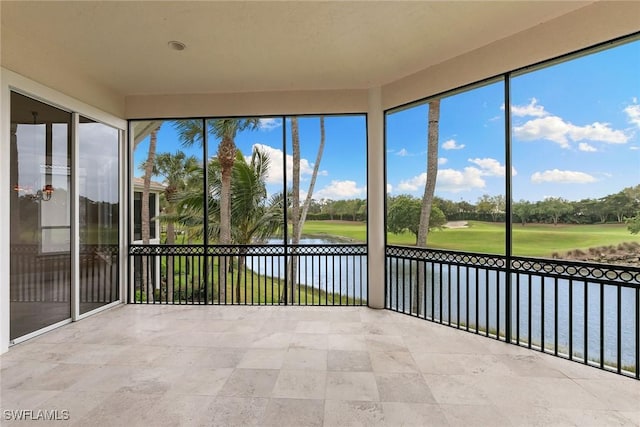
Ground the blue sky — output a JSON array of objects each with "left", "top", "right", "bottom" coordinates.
[
  {"left": 135, "top": 38, "right": 639, "bottom": 204},
  {"left": 387, "top": 38, "right": 640, "bottom": 203},
  {"left": 134, "top": 115, "right": 368, "bottom": 201}
]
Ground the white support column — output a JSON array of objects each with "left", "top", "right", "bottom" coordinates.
[
  {"left": 367, "top": 87, "right": 385, "bottom": 309},
  {"left": 120, "top": 128, "right": 128, "bottom": 305},
  {"left": 0, "top": 74, "right": 10, "bottom": 353},
  {"left": 71, "top": 113, "right": 80, "bottom": 320}
]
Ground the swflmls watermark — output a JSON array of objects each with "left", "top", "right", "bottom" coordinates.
[{"left": 3, "top": 409, "right": 70, "bottom": 421}]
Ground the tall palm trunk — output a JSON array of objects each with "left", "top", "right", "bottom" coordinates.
[
  {"left": 282, "top": 117, "right": 326, "bottom": 304},
  {"left": 141, "top": 127, "right": 159, "bottom": 302},
  {"left": 165, "top": 206, "right": 175, "bottom": 302},
  {"left": 236, "top": 251, "right": 246, "bottom": 303},
  {"left": 297, "top": 116, "right": 326, "bottom": 241},
  {"left": 218, "top": 135, "right": 235, "bottom": 303},
  {"left": 415, "top": 100, "right": 440, "bottom": 315},
  {"left": 287, "top": 118, "right": 301, "bottom": 304}
]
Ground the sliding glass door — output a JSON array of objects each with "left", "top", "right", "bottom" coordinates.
[
  {"left": 10, "top": 92, "right": 72, "bottom": 340},
  {"left": 9, "top": 93, "right": 121, "bottom": 340},
  {"left": 78, "top": 117, "right": 120, "bottom": 314}
]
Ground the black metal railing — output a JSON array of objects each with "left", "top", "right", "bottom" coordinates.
[
  {"left": 10, "top": 245, "right": 71, "bottom": 303},
  {"left": 386, "top": 245, "right": 640, "bottom": 379},
  {"left": 128, "top": 243, "right": 367, "bottom": 306},
  {"left": 79, "top": 245, "right": 119, "bottom": 310},
  {"left": 10, "top": 244, "right": 119, "bottom": 306}
]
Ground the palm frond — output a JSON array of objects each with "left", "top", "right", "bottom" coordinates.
[{"left": 173, "top": 119, "right": 204, "bottom": 148}]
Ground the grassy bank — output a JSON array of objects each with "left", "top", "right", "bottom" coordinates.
[
  {"left": 140, "top": 255, "right": 364, "bottom": 305},
  {"left": 302, "top": 220, "right": 640, "bottom": 257}
]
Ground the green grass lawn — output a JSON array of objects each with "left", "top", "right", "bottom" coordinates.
[
  {"left": 301, "top": 220, "right": 640, "bottom": 257},
  {"left": 300, "top": 220, "right": 368, "bottom": 242},
  {"left": 142, "top": 255, "right": 363, "bottom": 305}
]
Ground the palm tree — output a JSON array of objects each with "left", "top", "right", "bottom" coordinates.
[
  {"left": 152, "top": 151, "right": 200, "bottom": 301},
  {"left": 140, "top": 126, "right": 160, "bottom": 302},
  {"left": 230, "top": 148, "right": 283, "bottom": 302},
  {"left": 283, "top": 116, "right": 326, "bottom": 303},
  {"left": 297, "top": 116, "right": 326, "bottom": 240},
  {"left": 415, "top": 99, "right": 440, "bottom": 315},
  {"left": 288, "top": 117, "right": 301, "bottom": 303},
  {"left": 174, "top": 147, "right": 282, "bottom": 302},
  {"left": 174, "top": 118, "right": 260, "bottom": 303}
]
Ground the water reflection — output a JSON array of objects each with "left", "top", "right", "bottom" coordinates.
[
  {"left": 387, "top": 258, "right": 638, "bottom": 369},
  {"left": 246, "top": 238, "right": 368, "bottom": 300}
]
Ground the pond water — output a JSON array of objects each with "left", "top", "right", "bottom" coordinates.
[
  {"left": 245, "top": 238, "right": 368, "bottom": 300},
  {"left": 388, "top": 259, "right": 638, "bottom": 370}
]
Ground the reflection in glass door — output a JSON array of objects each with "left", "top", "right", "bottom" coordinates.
[
  {"left": 78, "top": 117, "right": 119, "bottom": 314},
  {"left": 10, "top": 92, "right": 72, "bottom": 340}
]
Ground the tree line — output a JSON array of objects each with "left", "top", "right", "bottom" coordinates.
[
  {"left": 385, "top": 186, "right": 640, "bottom": 229},
  {"left": 302, "top": 184, "right": 640, "bottom": 241}
]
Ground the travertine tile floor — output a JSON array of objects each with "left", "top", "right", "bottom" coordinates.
[{"left": 1, "top": 305, "right": 638, "bottom": 426}]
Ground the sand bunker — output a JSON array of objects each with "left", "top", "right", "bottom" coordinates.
[{"left": 444, "top": 221, "right": 468, "bottom": 229}]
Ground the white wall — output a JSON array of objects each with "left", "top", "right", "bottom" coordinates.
[
  {"left": 0, "top": 63, "right": 9, "bottom": 355},
  {"left": 367, "top": 87, "right": 385, "bottom": 309},
  {"left": 125, "top": 89, "right": 369, "bottom": 119},
  {"left": 1, "top": 25, "right": 125, "bottom": 117},
  {"left": 383, "top": 1, "right": 640, "bottom": 110}
]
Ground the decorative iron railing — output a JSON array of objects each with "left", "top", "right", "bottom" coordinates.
[
  {"left": 386, "top": 245, "right": 640, "bottom": 379},
  {"left": 128, "top": 243, "right": 367, "bottom": 306}
]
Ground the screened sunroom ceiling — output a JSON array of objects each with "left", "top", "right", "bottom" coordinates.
[{"left": 1, "top": 1, "right": 594, "bottom": 96}]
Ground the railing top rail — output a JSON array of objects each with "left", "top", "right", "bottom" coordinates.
[
  {"left": 511, "top": 257, "right": 640, "bottom": 286},
  {"left": 386, "top": 245, "right": 506, "bottom": 270},
  {"left": 386, "top": 244, "right": 640, "bottom": 286},
  {"left": 129, "top": 243, "right": 367, "bottom": 256}
]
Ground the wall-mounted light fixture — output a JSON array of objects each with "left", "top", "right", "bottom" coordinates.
[
  {"left": 13, "top": 183, "right": 55, "bottom": 201},
  {"left": 12, "top": 111, "right": 55, "bottom": 202},
  {"left": 36, "top": 184, "right": 54, "bottom": 201}
]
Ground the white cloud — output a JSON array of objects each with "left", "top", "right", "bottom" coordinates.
[
  {"left": 315, "top": 180, "right": 366, "bottom": 200},
  {"left": 258, "top": 118, "right": 282, "bottom": 131},
  {"left": 438, "top": 157, "right": 448, "bottom": 165},
  {"left": 397, "top": 173, "right": 426, "bottom": 192},
  {"left": 514, "top": 115, "right": 629, "bottom": 147},
  {"left": 509, "top": 98, "right": 549, "bottom": 117},
  {"left": 397, "top": 167, "right": 485, "bottom": 193},
  {"left": 569, "top": 121, "right": 629, "bottom": 144},
  {"left": 467, "top": 157, "right": 516, "bottom": 177},
  {"left": 386, "top": 183, "right": 393, "bottom": 193},
  {"left": 531, "top": 169, "right": 597, "bottom": 184},
  {"left": 437, "top": 167, "right": 486, "bottom": 193},
  {"left": 249, "top": 143, "right": 326, "bottom": 185},
  {"left": 630, "top": 146, "right": 640, "bottom": 151},
  {"left": 442, "top": 139, "right": 465, "bottom": 150},
  {"left": 578, "top": 142, "right": 597, "bottom": 152},
  {"left": 396, "top": 148, "right": 409, "bottom": 157},
  {"left": 624, "top": 103, "right": 640, "bottom": 128},
  {"left": 513, "top": 116, "right": 572, "bottom": 147}
]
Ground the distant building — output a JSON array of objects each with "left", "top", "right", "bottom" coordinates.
[{"left": 132, "top": 177, "right": 165, "bottom": 244}]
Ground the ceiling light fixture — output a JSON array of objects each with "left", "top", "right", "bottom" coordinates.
[{"left": 168, "top": 40, "right": 186, "bottom": 51}]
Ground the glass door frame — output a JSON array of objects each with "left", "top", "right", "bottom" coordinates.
[{"left": 1, "top": 70, "right": 128, "bottom": 350}]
